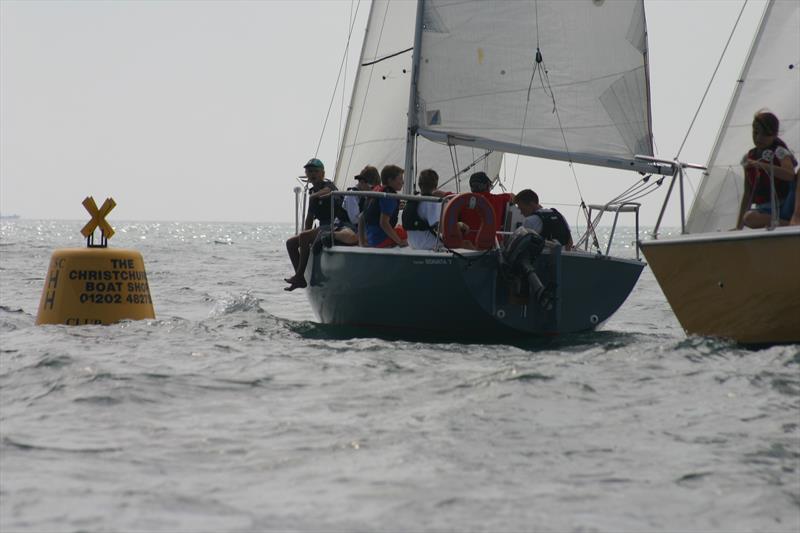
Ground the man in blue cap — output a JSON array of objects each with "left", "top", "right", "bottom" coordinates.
[{"left": 284, "top": 158, "right": 339, "bottom": 291}]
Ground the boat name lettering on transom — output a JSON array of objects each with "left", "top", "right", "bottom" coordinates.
[{"left": 412, "top": 258, "right": 452, "bottom": 265}]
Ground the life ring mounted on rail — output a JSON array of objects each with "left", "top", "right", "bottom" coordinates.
[{"left": 440, "top": 193, "right": 497, "bottom": 250}]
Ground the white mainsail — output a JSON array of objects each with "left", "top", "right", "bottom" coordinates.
[
  {"left": 412, "top": 0, "right": 655, "bottom": 172},
  {"left": 686, "top": 0, "right": 800, "bottom": 233},
  {"left": 335, "top": 0, "right": 501, "bottom": 193}
]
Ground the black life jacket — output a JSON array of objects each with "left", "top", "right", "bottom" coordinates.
[
  {"left": 533, "top": 208, "right": 571, "bottom": 246},
  {"left": 308, "top": 180, "right": 344, "bottom": 225},
  {"left": 363, "top": 186, "right": 399, "bottom": 227},
  {"left": 402, "top": 195, "right": 437, "bottom": 233}
]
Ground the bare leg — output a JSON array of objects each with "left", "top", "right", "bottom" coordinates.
[
  {"left": 286, "top": 228, "right": 319, "bottom": 290},
  {"left": 334, "top": 228, "right": 358, "bottom": 245},
  {"left": 743, "top": 210, "right": 771, "bottom": 228},
  {"left": 285, "top": 235, "right": 300, "bottom": 279}
]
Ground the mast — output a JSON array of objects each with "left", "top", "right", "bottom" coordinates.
[{"left": 403, "top": 0, "right": 425, "bottom": 194}]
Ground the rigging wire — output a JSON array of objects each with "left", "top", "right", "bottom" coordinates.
[
  {"left": 314, "top": 0, "right": 363, "bottom": 158},
  {"left": 507, "top": 1, "right": 600, "bottom": 250},
  {"left": 337, "top": 0, "right": 356, "bottom": 160},
  {"left": 343, "top": 1, "right": 391, "bottom": 181},
  {"left": 510, "top": 0, "right": 543, "bottom": 192},
  {"left": 438, "top": 149, "right": 495, "bottom": 191},
  {"left": 673, "top": 0, "right": 748, "bottom": 202},
  {"left": 674, "top": 0, "right": 749, "bottom": 161}
]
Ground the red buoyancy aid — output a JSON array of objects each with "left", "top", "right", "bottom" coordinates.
[
  {"left": 441, "top": 193, "right": 497, "bottom": 250},
  {"left": 745, "top": 140, "right": 797, "bottom": 205},
  {"left": 459, "top": 191, "right": 513, "bottom": 243}
]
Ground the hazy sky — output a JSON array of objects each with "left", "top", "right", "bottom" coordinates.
[{"left": 1, "top": 0, "right": 764, "bottom": 226}]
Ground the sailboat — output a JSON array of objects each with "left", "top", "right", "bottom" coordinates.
[
  {"left": 640, "top": 0, "right": 800, "bottom": 345},
  {"left": 304, "top": 0, "right": 673, "bottom": 337}
]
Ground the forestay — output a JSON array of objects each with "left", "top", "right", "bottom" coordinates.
[
  {"left": 335, "top": 0, "right": 501, "bottom": 194},
  {"left": 413, "top": 0, "right": 655, "bottom": 171},
  {"left": 686, "top": 0, "right": 800, "bottom": 233}
]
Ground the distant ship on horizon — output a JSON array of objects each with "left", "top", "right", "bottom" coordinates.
[{"left": 0, "top": 214, "right": 21, "bottom": 220}]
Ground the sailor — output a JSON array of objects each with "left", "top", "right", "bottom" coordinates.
[
  {"left": 361, "top": 165, "right": 408, "bottom": 248},
  {"left": 284, "top": 158, "right": 340, "bottom": 291},
  {"left": 461, "top": 171, "right": 514, "bottom": 244},
  {"left": 737, "top": 111, "right": 798, "bottom": 229},
  {"left": 334, "top": 166, "right": 380, "bottom": 246},
  {"left": 513, "top": 189, "right": 573, "bottom": 249},
  {"left": 403, "top": 169, "right": 445, "bottom": 250}
]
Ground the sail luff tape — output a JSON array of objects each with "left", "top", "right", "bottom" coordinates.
[{"left": 35, "top": 197, "right": 155, "bottom": 326}]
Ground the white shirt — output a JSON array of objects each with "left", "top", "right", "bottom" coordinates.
[
  {"left": 522, "top": 212, "right": 544, "bottom": 234},
  {"left": 343, "top": 194, "right": 361, "bottom": 226},
  {"left": 407, "top": 200, "right": 442, "bottom": 250}
]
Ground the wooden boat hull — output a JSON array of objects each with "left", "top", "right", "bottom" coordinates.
[
  {"left": 640, "top": 227, "right": 800, "bottom": 344},
  {"left": 305, "top": 246, "right": 644, "bottom": 338}
]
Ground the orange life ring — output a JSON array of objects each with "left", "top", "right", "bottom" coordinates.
[{"left": 441, "top": 193, "right": 497, "bottom": 250}]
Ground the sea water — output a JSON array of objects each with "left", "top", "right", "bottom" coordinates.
[{"left": 1, "top": 220, "right": 798, "bottom": 532}]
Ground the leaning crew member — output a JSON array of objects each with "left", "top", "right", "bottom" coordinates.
[
  {"left": 514, "top": 189, "right": 573, "bottom": 249},
  {"left": 284, "top": 158, "right": 339, "bottom": 291}
]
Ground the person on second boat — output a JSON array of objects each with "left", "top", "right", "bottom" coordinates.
[
  {"left": 736, "top": 111, "right": 798, "bottom": 229},
  {"left": 513, "top": 189, "right": 573, "bottom": 249},
  {"left": 362, "top": 164, "right": 408, "bottom": 248},
  {"left": 779, "top": 167, "right": 800, "bottom": 226},
  {"left": 284, "top": 158, "right": 339, "bottom": 291}
]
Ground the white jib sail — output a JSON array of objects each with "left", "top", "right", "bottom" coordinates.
[
  {"left": 413, "top": 0, "right": 654, "bottom": 171},
  {"left": 686, "top": 0, "right": 800, "bottom": 233},
  {"left": 335, "top": 0, "right": 501, "bottom": 194}
]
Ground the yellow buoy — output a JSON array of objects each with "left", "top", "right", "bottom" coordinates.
[{"left": 35, "top": 197, "right": 155, "bottom": 325}]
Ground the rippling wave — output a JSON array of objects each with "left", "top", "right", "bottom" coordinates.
[{"left": 1, "top": 220, "right": 798, "bottom": 532}]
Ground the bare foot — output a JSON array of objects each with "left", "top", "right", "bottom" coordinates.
[{"left": 284, "top": 278, "right": 307, "bottom": 291}]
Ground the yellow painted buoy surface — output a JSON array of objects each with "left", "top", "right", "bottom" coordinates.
[
  {"left": 35, "top": 196, "right": 155, "bottom": 325},
  {"left": 36, "top": 248, "right": 155, "bottom": 325}
]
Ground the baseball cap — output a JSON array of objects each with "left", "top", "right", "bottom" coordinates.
[
  {"left": 469, "top": 171, "right": 491, "bottom": 184},
  {"left": 303, "top": 158, "right": 324, "bottom": 170}
]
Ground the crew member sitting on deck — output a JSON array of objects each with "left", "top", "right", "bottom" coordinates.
[
  {"left": 334, "top": 165, "right": 380, "bottom": 245},
  {"left": 362, "top": 165, "right": 408, "bottom": 248},
  {"left": 284, "top": 158, "right": 340, "bottom": 291},
  {"left": 461, "top": 171, "right": 514, "bottom": 244},
  {"left": 514, "top": 189, "right": 573, "bottom": 249},
  {"left": 736, "top": 110, "right": 798, "bottom": 229},
  {"left": 403, "top": 169, "right": 444, "bottom": 250}
]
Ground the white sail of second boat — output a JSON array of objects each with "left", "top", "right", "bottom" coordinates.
[{"left": 686, "top": 0, "right": 800, "bottom": 233}]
